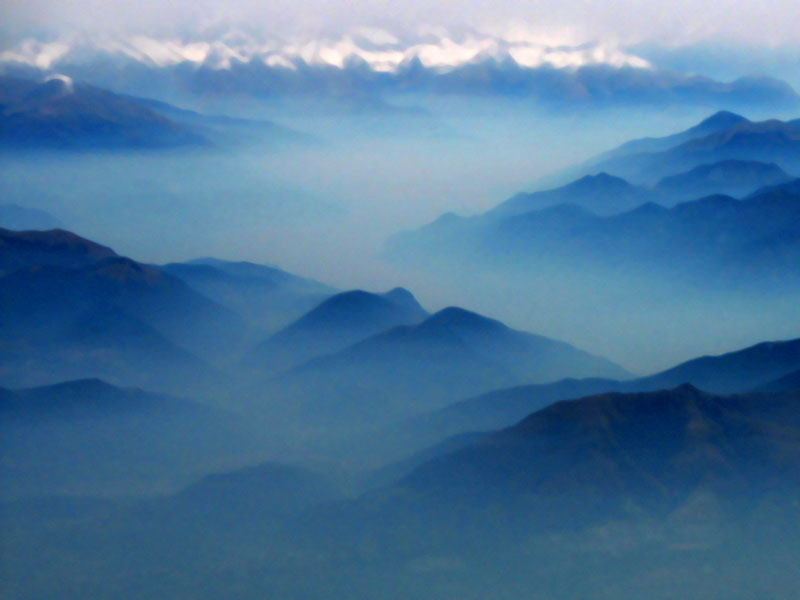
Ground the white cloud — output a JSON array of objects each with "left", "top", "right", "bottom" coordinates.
[{"left": 0, "top": 30, "right": 654, "bottom": 74}]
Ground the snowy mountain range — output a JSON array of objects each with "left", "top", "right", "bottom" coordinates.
[{"left": 2, "top": 30, "right": 797, "bottom": 108}]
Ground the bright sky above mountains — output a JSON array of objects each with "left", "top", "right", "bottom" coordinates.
[{"left": 3, "top": 0, "right": 799, "bottom": 46}]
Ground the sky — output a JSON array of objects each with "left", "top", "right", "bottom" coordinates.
[{"left": 3, "top": 0, "right": 800, "bottom": 47}]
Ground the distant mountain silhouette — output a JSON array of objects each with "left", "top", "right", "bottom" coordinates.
[
  {"left": 596, "top": 110, "right": 750, "bottom": 163},
  {"left": 379, "top": 377, "right": 624, "bottom": 457},
  {"left": 376, "top": 335, "right": 800, "bottom": 457},
  {"left": 489, "top": 172, "right": 655, "bottom": 217},
  {"left": 125, "top": 95, "right": 309, "bottom": 147},
  {"left": 592, "top": 115, "right": 800, "bottom": 183},
  {"left": 636, "top": 338, "right": 800, "bottom": 394},
  {"left": 0, "top": 379, "right": 260, "bottom": 498},
  {"left": 243, "top": 288, "right": 428, "bottom": 375},
  {"left": 53, "top": 303, "right": 213, "bottom": 391},
  {"left": 389, "top": 113, "right": 800, "bottom": 285},
  {"left": 8, "top": 383, "right": 800, "bottom": 600},
  {"left": 0, "top": 377, "right": 191, "bottom": 417},
  {"left": 0, "top": 205, "right": 62, "bottom": 231},
  {"left": 250, "top": 306, "right": 629, "bottom": 433},
  {"left": 653, "top": 159, "right": 792, "bottom": 200},
  {"left": 0, "top": 75, "right": 207, "bottom": 150},
  {"left": 390, "top": 179, "right": 800, "bottom": 290},
  {"left": 162, "top": 258, "right": 334, "bottom": 334}
]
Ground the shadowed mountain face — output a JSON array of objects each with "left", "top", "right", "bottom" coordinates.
[
  {"left": 249, "top": 306, "right": 629, "bottom": 438},
  {"left": 0, "top": 75, "right": 207, "bottom": 150},
  {"left": 0, "top": 229, "right": 248, "bottom": 393},
  {"left": 243, "top": 287, "right": 428, "bottom": 375},
  {"left": 0, "top": 257, "right": 244, "bottom": 361},
  {"left": 0, "top": 227, "right": 116, "bottom": 274},
  {"left": 12, "top": 385, "right": 799, "bottom": 600},
  {"left": 0, "top": 379, "right": 261, "bottom": 498},
  {"left": 370, "top": 385, "right": 800, "bottom": 544},
  {"left": 376, "top": 335, "right": 800, "bottom": 460},
  {"left": 390, "top": 179, "right": 800, "bottom": 291}
]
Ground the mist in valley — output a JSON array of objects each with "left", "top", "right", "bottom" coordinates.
[
  {"left": 5, "top": 98, "right": 796, "bottom": 372},
  {"left": 3, "top": 4, "right": 800, "bottom": 599}
]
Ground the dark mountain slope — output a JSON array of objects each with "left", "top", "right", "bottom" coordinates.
[
  {"left": 367, "top": 385, "right": 800, "bottom": 538},
  {"left": 0, "top": 256, "right": 245, "bottom": 364},
  {"left": 0, "top": 75, "right": 207, "bottom": 150},
  {"left": 0, "top": 227, "right": 116, "bottom": 274},
  {"left": 0, "top": 230, "right": 250, "bottom": 390},
  {"left": 244, "top": 288, "right": 428, "bottom": 374},
  {"left": 6, "top": 386, "right": 800, "bottom": 600}
]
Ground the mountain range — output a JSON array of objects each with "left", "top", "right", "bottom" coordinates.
[
  {"left": 0, "top": 227, "right": 332, "bottom": 394},
  {"left": 589, "top": 114, "right": 800, "bottom": 184},
  {"left": 242, "top": 287, "right": 428, "bottom": 375},
  {"left": 7, "top": 383, "right": 800, "bottom": 599},
  {"left": 389, "top": 112, "right": 800, "bottom": 291},
  {"left": 3, "top": 34, "right": 799, "bottom": 110},
  {"left": 375, "top": 335, "right": 800, "bottom": 462},
  {"left": 492, "top": 159, "right": 792, "bottom": 217},
  {"left": 0, "top": 74, "right": 301, "bottom": 150},
  {"left": 246, "top": 304, "right": 630, "bottom": 440},
  {"left": 161, "top": 257, "right": 335, "bottom": 336}
]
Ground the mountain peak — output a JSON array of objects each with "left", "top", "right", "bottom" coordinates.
[
  {"left": 425, "top": 306, "right": 506, "bottom": 333},
  {"left": 382, "top": 287, "right": 425, "bottom": 312},
  {"left": 696, "top": 110, "right": 749, "bottom": 130},
  {"left": 26, "top": 377, "right": 118, "bottom": 395},
  {"left": 574, "top": 172, "right": 630, "bottom": 186}
]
